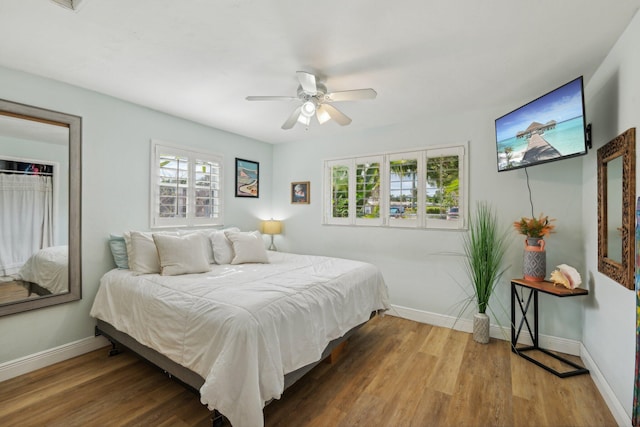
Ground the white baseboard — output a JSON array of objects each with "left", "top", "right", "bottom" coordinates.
[
  {"left": 0, "top": 335, "right": 109, "bottom": 383},
  {"left": 580, "top": 343, "right": 630, "bottom": 427},
  {"left": 388, "top": 304, "right": 626, "bottom": 426},
  {"left": 388, "top": 304, "right": 581, "bottom": 355}
]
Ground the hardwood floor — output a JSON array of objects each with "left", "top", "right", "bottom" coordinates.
[
  {"left": 0, "top": 281, "right": 33, "bottom": 304},
  {"left": 0, "top": 315, "right": 616, "bottom": 427}
]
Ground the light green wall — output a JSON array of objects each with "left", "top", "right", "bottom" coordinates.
[
  {"left": 582, "top": 10, "right": 640, "bottom": 421},
  {"left": 0, "top": 65, "right": 274, "bottom": 363}
]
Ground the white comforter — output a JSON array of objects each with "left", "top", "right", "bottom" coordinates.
[
  {"left": 18, "top": 245, "right": 68, "bottom": 294},
  {"left": 90, "top": 251, "right": 389, "bottom": 427}
]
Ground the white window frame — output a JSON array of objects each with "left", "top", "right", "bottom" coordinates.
[
  {"left": 323, "top": 142, "right": 467, "bottom": 230},
  {"left": 150, "top": 140, "right": 224, "bottom": 229}
]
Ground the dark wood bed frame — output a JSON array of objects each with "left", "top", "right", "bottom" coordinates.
[
  {"left": 24, "top": 280, "right": 53, "bottom": 297},
  {"left": 95, "top": 312, "right": 378, "bottom": 425}
]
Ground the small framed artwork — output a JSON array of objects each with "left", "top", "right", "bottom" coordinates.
[
  {"left": 235, "top": 158, "right": 259, "bottom": 198},
  {"left": 291, "top": 181, "right": 310, "bottom": 204}
]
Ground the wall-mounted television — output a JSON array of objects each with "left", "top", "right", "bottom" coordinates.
[{"left": 495, "top": 76, "right": 588, "bottom": 172}]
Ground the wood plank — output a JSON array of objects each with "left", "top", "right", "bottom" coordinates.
[
  {"left": 512, "top": 278, "right": 588, "bottom": 297},
  {"left": 385, "top": 351, "right": 438, "bottom": 424},
  {"left": 425, "top": 326, "right": 468, "bottom": 395},
  {"left": 409, "top": 388, "right": 452, "bottom": 427}
]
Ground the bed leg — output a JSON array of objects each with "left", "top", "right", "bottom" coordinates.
[
  {"left": 325, "top": 340, "right": 348, "bottom": 364},
  {"left": 107, "top": 342, "right": 122, "bottom": 357},
  {"left": 212, "top": 410, "right": 225, "bottom": 427},
  {"left": 95, "top": 325, "right": 122, "bottom": 356}
]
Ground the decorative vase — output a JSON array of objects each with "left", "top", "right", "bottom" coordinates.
[
  {"left": 523, "top": 237, "right": 546, "bottom": 281},
  {"left": 473, "top": 312, "right": 490, "bottom": 344}
]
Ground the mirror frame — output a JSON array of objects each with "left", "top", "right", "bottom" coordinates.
[
  {"left": 0, "top": 99, "right": 82, "bottom": 316},
  {"left": 597, "top": 127, "right": 635, "bottom": 290}
]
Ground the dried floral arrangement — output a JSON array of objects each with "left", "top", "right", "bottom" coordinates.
[{"left": 513, "top": 213, "right": 555, "bottom": 238}]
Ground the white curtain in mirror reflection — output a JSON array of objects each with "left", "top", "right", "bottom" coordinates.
[{"left": 0, "top": 173, "right": 53, "bottom": 275}]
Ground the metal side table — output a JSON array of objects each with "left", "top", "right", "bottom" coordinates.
[{"left": 511, "top": 278, "right": 589, "bottom": 378}]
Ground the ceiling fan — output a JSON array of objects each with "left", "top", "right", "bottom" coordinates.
[{"left": 246, "top": 71, "right": 377, "bottom": 130}]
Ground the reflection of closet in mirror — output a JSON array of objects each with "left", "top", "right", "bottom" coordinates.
[{"left": 0, "top": 113, "right": 69, "bottom": 305}]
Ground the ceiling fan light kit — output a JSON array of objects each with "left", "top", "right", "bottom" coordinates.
[
  {"left": 246, "top": 71, "right": 376, "bottom": 130},
  {"left": 300, "top": 100, "right": 317, "bottom": 117},
  {"left": 297, "top": 113, "right": 311, "bottom": 127}
]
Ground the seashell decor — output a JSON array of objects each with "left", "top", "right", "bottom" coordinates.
[{"left": 549, "top": 264, "right": 582, "bottom": 289}]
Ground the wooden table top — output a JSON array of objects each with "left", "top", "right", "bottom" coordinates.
[{"left": 511, "top": 278, "right": 589, "bottom": 297}]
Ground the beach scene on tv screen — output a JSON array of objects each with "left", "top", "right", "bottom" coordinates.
[{"left": 496, "top": 78, "right": 586, "bottom": 171}]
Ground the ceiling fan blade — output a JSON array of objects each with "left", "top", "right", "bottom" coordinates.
[
  {"left": 281, "top": 106, "right": 302, "bottom": 129},
  {"left": 246, "top": 96, "right": 298, "bottom": 101},
  {"left": 296, "top": 71, "right": 317, "bottom": 95},
  {"left": 325, "top": 88, "right": 377, "bottom": 102},
  {"left": 321, "top": 104, "right": 352, "bottom": 126}
]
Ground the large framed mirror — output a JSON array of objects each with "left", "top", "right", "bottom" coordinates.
[
  {"left": 597, "top": 127, "right": 635, "bottom": 289},
  {"left": 0, "top": 99, "right": 81, "bottom": 316}
]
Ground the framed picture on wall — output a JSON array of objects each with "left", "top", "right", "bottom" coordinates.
[
  {"left": 291, "top": 181, "right": 310, "bottom": 204},
  {"left": 235, "top": 158, "right": 259, "bottom": 198}
]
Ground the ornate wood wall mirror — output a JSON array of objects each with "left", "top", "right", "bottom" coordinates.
[
  {"left": 0, "top": 99, "right": 81, "bottom": 316},
  {"left": 597, "top": 127, "right": 635, "bottom": 289}
]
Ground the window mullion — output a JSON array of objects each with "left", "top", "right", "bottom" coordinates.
[
  {"left": 417, "top": 154, "right": 426, "bottom": 228},
  {"left": 187, "top": 159, "right": 194, "bottom": 221},
  {"left": 380, "top": 156, "right": 390, "bottom": 226},
  {"left": 348, "top": 159, "right": 357, "bottom": 224}
]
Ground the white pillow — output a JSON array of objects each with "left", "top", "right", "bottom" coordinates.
[
  {"left": 152, "top": 233, "right": 211, "bottom": 276},
  {"left": 124, "top": 230, "right": 177, "bottom": 274},
  {"left": 210, "top": 227, "right": 240, "bottom": 264},
  {"left": 225, "top": 230, "right": 269, "bottom": 265},
  {"left": 179, "top": 228, "right": 218, "bottom": 264}
]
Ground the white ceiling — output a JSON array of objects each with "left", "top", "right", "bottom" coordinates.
[{"left": 0, "top": 1, "right": 638, "bottom": 144}]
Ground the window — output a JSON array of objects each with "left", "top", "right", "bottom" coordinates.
[
  {"left": 324, "top": 143, "right": 466, "bottom": 229},
  {"left": 150, "top": 141, "right": 223, "bottom": 228}
]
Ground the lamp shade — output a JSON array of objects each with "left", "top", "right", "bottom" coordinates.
[{"left": 262, "top": 219, "right": 282, "bottom": 235}]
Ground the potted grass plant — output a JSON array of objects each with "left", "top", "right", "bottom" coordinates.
[{"left": 461, "top": 202, "right": 510, "bottom": 344}]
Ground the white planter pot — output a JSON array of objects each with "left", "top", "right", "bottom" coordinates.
[{"left": 473, "top": 312, "right": 490, "bottom": 344}]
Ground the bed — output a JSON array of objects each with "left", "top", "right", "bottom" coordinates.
[
  {"left": 17, "top": 245, "right": 68, "bottom": 295},
  {"left": 90, "top": 234, "right": 389, "bottom": 427}
]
